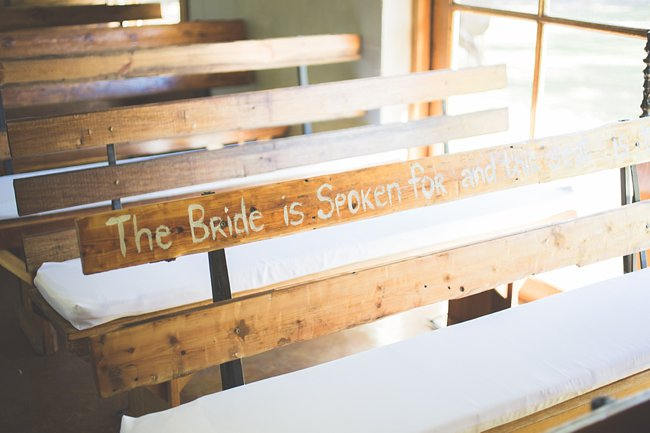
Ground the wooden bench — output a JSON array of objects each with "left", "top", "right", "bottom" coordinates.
[
  {"left": 75, "top": 113, "right": 650, "bottom": 431},
  {"left": 0, "top": 20, "right": 253, "bottom": 120},
  {"left": 0, "top": 3, "right": 162, "bottom": 32},
  {"left": 0, "top": 28, "right": 360, "bottom": 173},
  {"left": 0, "top": 66, "right": 511, "bottom": 406}
]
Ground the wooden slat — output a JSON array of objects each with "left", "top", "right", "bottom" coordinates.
[
  {"left": 1, "top": 34, "right": 361, "bottom": 85},
  {"left": 7, "top": 66, "right": 505, "bottom": 157},
  {"left": 16, "top": 109, "right": 509, "bottom": 214},
  {"left": 76, "top": 117, "right": 650, "bottom": 274},
  {"left": 10, "top": 126, "right": 288, "bottom": 174},
  {"left": 3, "top": 72, "right": 252, "bottom": 111},
  {"left": 22, "top": 228, "right": 79, "bottom": 273},
  {"left": 89, "top": 201, "right": 650, "bottom": 396},
  {"left": 0, "top": 249, "right": 31, "bottom": 283},
  {"left": 0, "top": 20, "right": 245, "bottom": 60},
  {"left": 0, "top": 4, "right": 162, "bottom": 32},
  {"left": 5, "top": 1, "right": 105, "bottom": 6}
]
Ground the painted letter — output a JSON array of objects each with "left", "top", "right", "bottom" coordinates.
[
  {"left": 132, "top": 214, "right": 153, "bottom": 253},
  {"left": 249, "top": 210, "right": 264, "bottom": 232},
  {"left": 334, "top": 193, "right": 346, "bottom": 217},
  {"left": 347, "top": 190, "right": 361, "bottom": 214},
  {"left": 317, "top": 183, "right": 334, "bottom": 220},
  {"left": 386, "top": 182, "right": 401, "bottom": 205},
  {"left": 374, "top": 185, "right": 387, "bottom": 207},
  {"left": 233, "top": 197, "right": 250, "bottom": 235},
  {"left": 289, "top": 202, "right": 304, "bottom": 226},
  {"left": 188, "top": 204, "right": 209, "bottom": 244},
  {"left": 408, "top": 162, "right": 424, "bottom": 198},
  {"left": 361, "top": 187, "right": 375, "bottom": 211},
  {"left": 105, "top": 214, "right": 131, "bottom": 258},
  {"left": 155, "top": 225, "right": 172, "bottom": 250},
  {"left": 209, "top": 217, "right": 227, "bottom": 240}
]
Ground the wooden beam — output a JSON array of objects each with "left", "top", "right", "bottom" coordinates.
[
  {"left": 15, "top": 109, "right": 508, "bottom": 214},
  {"left": 7, "top": 66, "right": 506, "bottom": 157},
  {"left": 409, "top": 0, "right": 432, "bottom": 119},
  {"left": 9, "top": 126, "right": 288, "bottom": 174},
  {"left": 22, "top": 228, "right": 79, "bottom": 273},
  {"left": 3, "top": 72, "right": 251, "bottom": 111},
  {"left": 0, "top": 249, "right": 31, "bottom": 283},
  {"left": 451, "top": 3, "right": 648, "bottom": 40},
  {"left": 0, "top": 34, "right": 361, "bottom": 85},
  {"left": 0, "top": 20, "right": 245, "bottom": 60},
  {"left": 430, "top": 0, "right": 454, "bottom": 116},
  {"left": 89, "top": 201, "right": 650, "bottom": 396},
  {"left": 76, "top": 117, "right": 650, "bottom": 274},
  {"left": 0, "top": 4, "right": 162, "bottom": 32}
]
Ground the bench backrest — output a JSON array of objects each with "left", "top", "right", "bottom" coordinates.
[
  {"left": 75, "top": 115, "right": 650, "bottom": 396},
  {"left": 0, "top": 32, "right": 361, "bottom": 173},
  {"left": 12, "top": 66, "right": 509, "bottom": 268},
  {"left": 0, "top": 3, "right": 162, "bottom": 32},
  {"left": 1, "top": 20, "right": 251, "bottom": 118}
]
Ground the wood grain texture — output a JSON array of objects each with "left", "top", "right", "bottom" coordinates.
[
  {"left": 0, "top": 20, "right": 245, "bottom": 60},
  {"left": 22, "top": 228, "right": 79, "bottom": 273},
  {"left": 9, "top": 126, "right": 288, "bottom": 174},
  {"left": 89, "top": 201, "right": 650, "bottom": 396},
  {"left": 3, "top": 72, "right": 252, "bottom": 111},
  {"left": 76, "top": 117, "right": 650, "bottom": 274},
  {"left": 0, "top": 4, "right": 162, "bottom": 32},
  {"left": 7, "top": 66, "right": 505, "bottom": 157},
  {"left": 16, "top": 109, "right": 508, "bottom": 214},
  {"left": 0, "top": 33, "right": 360, "bottom": 85},
  {"left": 0, "top": 249, "right": 31, "bottom": 283}
]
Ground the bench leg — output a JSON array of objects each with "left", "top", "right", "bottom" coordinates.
[
  {"left": 16, "top": 282, "right": 59, "bottom": 356},
  {"left": 447, "top": 284, "right": 513, "bottom": 326},
  {"left": 127, "top": 374, "right": 193, "bottom": 415},
  {"left": 167, "top": 375, "right": 193, "bottom": 407}
]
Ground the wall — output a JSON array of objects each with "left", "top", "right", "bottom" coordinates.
[{"left": 189, "top": 0, "right": 411, "bottom": 129}]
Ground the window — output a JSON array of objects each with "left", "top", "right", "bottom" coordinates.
[{"left": 428, "top": 0, "right": 648, "bottom": 289}]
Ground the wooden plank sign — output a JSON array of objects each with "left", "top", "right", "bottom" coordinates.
[
  {"left": 76, "top": 117, "right": 650, "bottom": 274},
  {"left": 90, "top": 200, "right": 650, "bottom": 396}
]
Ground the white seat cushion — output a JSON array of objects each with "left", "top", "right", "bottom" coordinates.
[
  {"left": 120, "top": 268, "right": 650, "bottom": 433},
  {"left": 35, "top": 183, "right": 575, "bottom": 330}
]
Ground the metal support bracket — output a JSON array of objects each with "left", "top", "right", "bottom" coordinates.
[
  {"left": 106, "top": 143, "right": 122, "bottom": 210},
  {"left": 208, "top": 248, "right": 245, "bottom": 390},
  {"left": 622, "top": 31, "right": 650, "bottom": 272},
  {"left": 0, "top": 89, "right": 12, "bottom": 175},
  {"left": 297, "top": 65, "right": 313, "bottom": 135}
]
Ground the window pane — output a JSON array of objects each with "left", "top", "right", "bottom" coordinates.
[
  {"left": 536, "top": 26, "right": 643, "bottom": 215},
  {"left": 536, "top": 26, "right": 645, "bottom": 136},
  {"left": 533, "top": 26, "right": 645, "bottom": 287},
  {"left": 447, "top": 13, "right": 537, "bottom": 151},
  {"left": 454, "top": 0, "right": 538, "bottom": 14},
  {"left": 546, "top": 0, "right": 650, "bottom": 28}
]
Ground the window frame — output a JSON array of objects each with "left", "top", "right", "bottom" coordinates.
[{"left": 422, "top": 0, "right": 647, "bottom": 139}]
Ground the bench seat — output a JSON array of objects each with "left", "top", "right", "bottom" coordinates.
[
  {"left": 119, "top": 267, "right": 650, "bottom": 432},
  {"left": 33, "top": 183, "right": 574, "bottom": 330}
]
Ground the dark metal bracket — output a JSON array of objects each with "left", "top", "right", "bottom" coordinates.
[
  {"left": 204, "top": 64, "right": 314, "bottom": 392},
  {"left": 106, "top": 143, "right": 122, "bottom": 210},
  {"left": 297, "top": 65, "right": 313, "bottom": 135},
  {"left": 208, "top": 249, "right": 245, "bottom": 390},
  {"left": 622, "top": 31, "right": 650, "bottom": 273}
]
